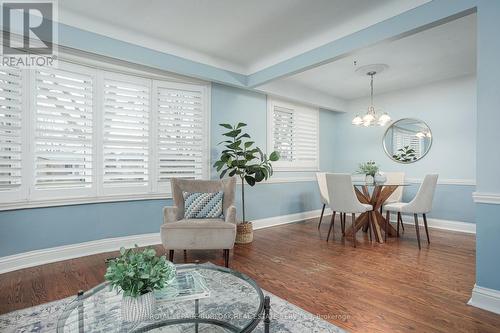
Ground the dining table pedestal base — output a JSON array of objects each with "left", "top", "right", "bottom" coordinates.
[{"left": 345, "top": 184, "right": 400, "bottom": 243}]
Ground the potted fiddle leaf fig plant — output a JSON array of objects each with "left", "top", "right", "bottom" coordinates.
[
  {"left": 214, "top": 123, "right": 279, "bottom": 244},
  {"left": 105, "top": 245, "right": 176, "bottom": 322}
]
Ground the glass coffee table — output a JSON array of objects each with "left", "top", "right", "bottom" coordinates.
[{"left": 56, "top": 263, "right": 270, "bottom": 333}]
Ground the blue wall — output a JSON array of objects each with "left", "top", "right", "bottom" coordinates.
[
  {"left": 475, "top": 0, "right": 500, "bottom": 292},
  {"left": 0, "top": 84, "right": 330, "bottom": 257},
  {"left": 332, "top": 75, "right": 476, "bottom": 223}
]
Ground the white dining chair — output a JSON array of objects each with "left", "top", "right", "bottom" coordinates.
[
  {"left": 325, "top": 173, "right": 373, "bottom": 247},
  {"left": 316, "top": 172, "right": 329, "bottom": 229},
  {"left": 382, "top": 172, "right": 406, "bottom": 233},
  {"left": 384, "top": 174, "right": 439, "bottom": 249}
]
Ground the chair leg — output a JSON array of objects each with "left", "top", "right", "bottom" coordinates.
[
  {"left": 223, "top": 249, "right": 230, "bottom": 268},
  {"left": 367, "top": 213, "right": 372, "bottom": 242},
  {"left": 414, "top": 213, "right": 421, "bottom": 249},
  {"left": 352, "top": 213, "right": 356, "bottom": 248},
  {"left": 341, "top": 213, "right": 346, "bottom": 235},
  {"left": 399, "top": 213, "right": 405, "bottom": 231},
  {"left": 423, "top": 213, "right": 430, "bottom": 244},
  {"left": 327, "top": 211, "right": 336, "bottom": 242},
  {"left": 169, "top": 250, "right": 174, "bottom": 262},
  {"left": 385, "top": 210, "right": 390, "bottom": 241},
  {"left": 396, "top": 212, "right": 400, "bottom": 237},
  {"left": 318, "top": 204, "right": 326, "bottom": 229}
]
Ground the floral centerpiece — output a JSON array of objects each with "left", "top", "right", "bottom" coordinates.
[{"left": 357, "top": 161, "right": 379, "bottom": 184}]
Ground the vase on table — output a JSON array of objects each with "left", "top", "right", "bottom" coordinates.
[
  {"left": 365, "top": 175, "right": 375, "bottom": 184},
  {"left": 122, "top": 291, "right": 156, "bottom": 322},
  {"left": 375, "top": 173, "right": 387, "bottom": 184}
]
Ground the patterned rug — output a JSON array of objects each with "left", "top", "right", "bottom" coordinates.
[{"left": 0, "top": 288, "right": 346, "bottom": 333}]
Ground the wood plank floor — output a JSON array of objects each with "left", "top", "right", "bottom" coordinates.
[{"left": 1, "top": 216, "right": 499, "bottom": 332}]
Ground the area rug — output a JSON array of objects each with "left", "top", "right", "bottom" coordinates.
[{"left": 0, "top": 281, "right": 346, "bottom": 333}]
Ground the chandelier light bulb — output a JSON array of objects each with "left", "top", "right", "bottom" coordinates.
[{"left": 352, "top": 115, "right": 363, "bottom": 126}]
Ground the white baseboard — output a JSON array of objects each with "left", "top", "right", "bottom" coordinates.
[
  {"left": 400, "top": 214, "right": 475, "bottom": 234},
  {"left": 0, "top": 233, "right": 161, "bottom": 274},
  {"left": 0, "top": 208, "right": 474, "bottom": 274},
  {"left": 252, "top": 208, "right": 328, "bottom": 230},
  {"left": 468, "top": 284, "right": 500, "bottom": 315}
]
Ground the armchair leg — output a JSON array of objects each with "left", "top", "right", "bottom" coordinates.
[
  {"left": 223, "top": 249, "right": 230, "bottom": 268},
  {"left": 169, "top": 250, "right": 174, "bottom": 262}
]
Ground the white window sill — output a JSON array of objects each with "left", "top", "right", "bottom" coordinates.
[{"left": 0, "top": 193, "right": 172, "bottom": 211}]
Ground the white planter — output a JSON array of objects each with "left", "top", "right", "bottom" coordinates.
[
  {"left": 365, "top": 175, "right": 374, "bottom": 184},
  {"left": 375, "top": 173, "right": 387, "bottom": 183},
  {"left": 121, "top": 292, "right": 156, "bottom": 322}
]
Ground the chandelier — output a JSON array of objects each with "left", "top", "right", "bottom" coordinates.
[{"left": 352, "top": 67, "right": 391, "bottom": 127}]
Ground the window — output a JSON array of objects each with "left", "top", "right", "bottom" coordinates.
[
  {"left": 0, "top": 57, "right": 210, "bottom": 209},
  {"left": 392, "top": 127, "right": 423, "bottom": 158},
  {"left": 154, "top": 81, "right": 208, "bottom": 192},
  {"left": 0, "top": 67, "right": 25, "bottom": 201},
  {"left": 32, "top": 64, "right": 95, "bottom": 199},
  {"left": 102, "top": 73, "right": 150, "bottom": 194},
  {"left": 268, "top": 98, "right": 319, "bottom": 171}
]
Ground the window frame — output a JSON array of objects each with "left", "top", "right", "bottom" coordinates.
[
  {"left": 0, "top": 52, "right": 211, "bottom": 210},
  {"left": 267, "top": 97, "right": 320, "bottom": 172}
]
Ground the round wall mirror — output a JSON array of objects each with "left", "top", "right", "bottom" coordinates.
[{"left": 383, "top": 118, "right": 432, "bottom": 163}]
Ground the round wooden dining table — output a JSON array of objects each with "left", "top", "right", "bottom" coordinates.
[{"left": 344, "top": 181, "right": 410, "bottom": 243}]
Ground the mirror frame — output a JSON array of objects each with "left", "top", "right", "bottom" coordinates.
[{"left": 382, "top": 118, "right": 433, "bottom": 164}]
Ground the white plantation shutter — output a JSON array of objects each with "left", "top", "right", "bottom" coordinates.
[
  {"left": 393, "top": 129, "right": 423, "bottom": 158},
  {"left": 0, "top": 67, "right": 23, "bottom": 192},
  {"left": 103, "top": 74, "right": 150, "bottom": 191},
  {"left": 33, "top": 65, "right": 94, "bottom": 191},
  {"left": 272, "top": 106, "right": 294, "bottom": 161},
  {"left": 0, "top": 56, "right": 211, "bottom": 208},
  {"left": 269, "top": 98, "right": 319, "bottom": 170},
  {"left": 155, "top": 82, "right": 207, "bottom": 186}
]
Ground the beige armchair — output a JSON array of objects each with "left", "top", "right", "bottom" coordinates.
[{"left": 161, "top": 177, "right": 237, "bottom": 267}]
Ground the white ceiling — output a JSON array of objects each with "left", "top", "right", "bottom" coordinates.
[
  {"left": 270, "top": 13, "right": 476, "bottom": 101},
  {"left": 58, "top": 0, "right": 429, "bottom": 74}
]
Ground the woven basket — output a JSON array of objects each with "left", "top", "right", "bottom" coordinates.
[{"left": 235, "top": 222, "right": 253, "bottom": 244}]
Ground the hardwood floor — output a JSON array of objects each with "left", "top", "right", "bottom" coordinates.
[{"left": 1, "top": 216, "right": 499, "bottom": 332}]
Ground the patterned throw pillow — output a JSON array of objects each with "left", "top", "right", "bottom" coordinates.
[{"left": 183, "top": 191, "right": 224, "bottom": 219}]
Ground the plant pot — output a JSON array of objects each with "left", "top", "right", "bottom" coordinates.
[
  {"left": 365, "top": 175, "right": 375, "bottom": 184},
  {"left": 235, "top": 222, "right": 253, "bottom": 244},
  {"left": 375, "top": 173, "right": 387, "bottom": 183},
  {"left": 121, "top": 292, "right": 156, "bottom": 322}
]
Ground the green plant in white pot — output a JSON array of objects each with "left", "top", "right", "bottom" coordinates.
[
  {"left": 213, "top": 122, "right": 279, "bottom": 243},
  {"left": 357, "top": 161, "right": 379, "bottom": 184},
  {"left": 105, "top": 246, "right": 176, "bottom": 322}
]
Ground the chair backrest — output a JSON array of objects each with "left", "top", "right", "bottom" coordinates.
[
  {"left": 170, "top": 177, "right": 236, "bottom": 219},
  {"left": 407, "top": 174, "right": 439, "bottom": 213},
  {"left": 316, "top": 172, "right": 329, "bottom": 205},
  {"left": 384, "top": 172, "right": 405, "bottom": 203},
  {"left": 326, "top": 173, "right": 367, "bottom": 213}
]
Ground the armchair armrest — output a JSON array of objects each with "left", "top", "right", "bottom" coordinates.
[
  {"left": 163, "top": 206, "right": 179, "bottom": 224},
  {"left": 225, "top": 205, "right": 237, "bottom": 224}
]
